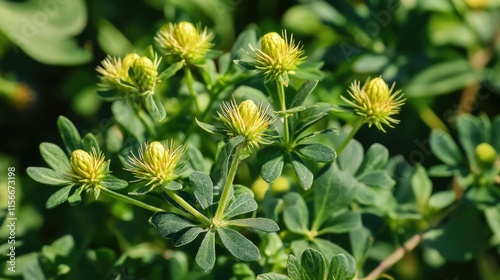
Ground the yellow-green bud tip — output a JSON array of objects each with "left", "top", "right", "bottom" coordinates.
[
  {"left": 69, "top": 149, "right": 106, "bottom": 189},
  {"left": 261, "top": 32, "right": 286, "bottom": 56},
  {"left": 155, "top": 21, "right": 214, "bottom": 63},
  {"left": 363, "top": 77, "right": 390, "bottom": 104},
  {"left": 132, "top": 56, "right": 159, "bottom": 94},
  {"left": 475, "top": 143, "right": 497, "bottom": 166}
]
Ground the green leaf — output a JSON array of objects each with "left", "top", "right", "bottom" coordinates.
[
  {"left": 233, "top": 86, "right": 270, "bottom": 105},
  {"left": 257, "top": 273, "right": 290, "bottom": 280},
  {"left": 144, "top": 94, "right": 166, "bottom": 121},
  {"left": 295, "top": 103, "right": 331, "bottom": 136},
  {"left": 350, "top": 227, "right": 373, "bottom": 268},
  {"left": 429, "top": 190, "right": 456, "bottom": 210},
  {"left": 311, "top": 239, "right": 356, "bottom": 278},
  {"left": 287, "top": 254, "right": 302, "bottom": 280},
  {"left": 313, "top": 164, "right": 357, "bottom": 230},
  {"left": 164, "top": 181, "right": 183, "bottom": 191},
  {"left": 424, "top": 204, "right": 489, "bottom": 261},
  {"left": 290, "top": 80, "right": 319, "bottom": 108},
  {"left": 195, "top": 118, "right": 225, "bottom": 135},
  {"left": 39, "top": 142, "right": 70, "bottom": 172},
  {"left": 151, "top": 212, "right": 196, "bottom": 239},
  {"left": 277, "top": 106, "right": 307, "bottom": 116},
  {"left": 291, "top": 157, "right": 314, "bottom": 190},
  {"left": 338, "top": 139, "right": 363, "bottom": 175},
  {"left": 262, "top": 155, "right": 285, "bottom": 183},
  {"left": 173, "top": 227, "right": 207, "bottom": 247},
  {"left": 100, "top": 176, "right": 128, "bottom": 190},
  {"left": 224, "top": 194, "right": 258, "bottom": 219},
  {"left": 0, "top": 0, "right": 91, "bottom": 65},
  {"left": 190, "top": 172, "right": 213, "bottom": 210},
  {"left": 57, "top": 116, "right": 81, "bottom": 153},
  {"left": 112, "top": 100, "right": 145, "bottom": 142},
  {"left": 357, "top": 170, "right": 395, "bottom": 189},
  {"left": 226, "top": 218, "right": 279, "bottom": 232},
  {"left": 67, "top": 187, "right": 82, "bottom": 206},
  {"left": 217, "top": 227, "right": 260, "bottom": 261},
  {"left": 284, "top": 205, "right": 309, "bottom": 235},
  {"left": 485, "top": 205, "right": 500, "bottom": 240},
  {"left": 45, "top": 185, "right": 74, "bottom": 209},
  {"left": 300, "top": 248, "right": 327, "bottom": 280},
  {"left": 231, "top": 27, "right": 258, "bottom": 61},
  {"left": 296, "top": 143, "right": 336, "bottom": 163},
  {"left": 187, "top": 145, "right": 206, "bottom": 172},
  {"left": 405, "top": 60, "right": 478, "bottom": 97},
  {"left": 158, "top": 60, "right": 185, "bottom": 80},
  {"left": 491, "top": 116, "right": 500, "bottom": 152},
  {"left": 328, "top": 254, "right": 350, "bottom": 280},
  {"left": 96, "top": 19, "right": 133, "bottom": 56},
  {"left": 81, "top": 133, "right": 100, "bottom": 153},
  {"left": 195, "top": 231, "right": 216, "bottom": 271},
  {"left": 320, "top": 211, "right": 361, "bottom": 234},
  {"left": 428, "top": 164, "right": 458, "bottom": 177},
  {"left": 27, "top": 167, "right": 71, "bottom": 186},
  {"left": 214, "top": 135, "right": 245, "bottom": 185},
  {"left": 430, "top": 130, "right": 463, "bottom": 166},
  {"left": 457, "top": 114, "right": 487, "bottom": 168},
  {"left": 411, "top": 165, "right": 432, "bottom": 208},
  {"left": 358, "top": 143, "right": 389, "bottom": 173}
]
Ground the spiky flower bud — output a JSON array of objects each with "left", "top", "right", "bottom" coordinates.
[
  {"left": 248, "top": 31, "right": 305, "bottom": 87},
  {"left": 475, "top": 143, "right": 497, "bottom": 168},
  {"left": 96, "top": 53, "right": 141, "bottom": 92},
  {"left": 342, "top": 76, "right": 406, "bottom": 132},
  {"left": 131, "top": 56, "right": 160, "bottom": 95},
  {"left": 69, "top": 149, "right": 107, "bottom": 199},
  {"left": 125, "top": 141, "right": 186, "bottom": 191},
  {"left": 155, "top": 21, "right": 214, "bottom": 64},
  {"left": 218, "top": 99, "right": 274, "bottom": 149}
]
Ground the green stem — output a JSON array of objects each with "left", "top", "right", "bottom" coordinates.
[
  {"left": 213, "top": 144, "right": 244, "bottom": 223},
  {"left": 276, "top": 81, "right": 290, "bottom": 147},
  {"left": 337, "top": 118, "right": 364, "bottom": 156},
  {"left": 163, "top": 189, "right": 211, "bottom": 225},
  {"left": 185, "top": 67, "right": 201, "bottom": 113},
  {"left": 417, "top": 104, "right": 449, "bottom": 132},
  {"left": 99, "top": 187, "right": 165, "bottom": 213}
]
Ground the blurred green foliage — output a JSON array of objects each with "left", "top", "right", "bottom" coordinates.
[{"left": 1, "top": 0, "right": 500, "bottom": 279}]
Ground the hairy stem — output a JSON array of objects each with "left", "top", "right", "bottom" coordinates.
[
  {"left": 277, "top": 81, "right": 290, "bottom": 147},
  {"left": 213, "top": 143, "right": 244, "bottom": 223},
  {"left": 163, "top": 189, "right": 211, "bottom": 225},
  {"left": 99, "top": 187, "right": 165, "bottom": 213},
  {"left": 337, "top": 118, "right": 364, "bottom": 156},
  {"left": 185, "top": 67, "right": 201, "bottom": 113}
]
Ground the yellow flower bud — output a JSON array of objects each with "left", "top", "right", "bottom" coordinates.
[
  {"left": 132, "top": 56, "right": 159, "bottom": 95},
  {"left": 69, "top": 149, "right": 107, "bottom": 198},
  {"left": 218, "top": 99, "right": 274, "bottom": 150},
  {"left": 248, "top": 30, "right": 305, "bottom": 87},
  {"left": 155, "top": 21, "right": 214, "bottom": 63},
  {"left": 251, "top": 177, "right": 270, "bottom": 201},
  {"left": 465, "top": 0, "right": 489, "bottom": 9},
  {"left": 125, "top": 141, "right": 186, "bottom": 190},
  {"left": 362, "top": 77, "right": 390, "bottom": 104},
  {"left": 342, "top": 76, "right": 406, "bottom": 132},
  {"left": 271, "top": 176, "right": 291, "bottom": 194},
  {"left": 121, "top": 53, "right": 140, "bottom": 79},
  {"left": 475, "top": 143, "right": 497, "bottom": 168}
]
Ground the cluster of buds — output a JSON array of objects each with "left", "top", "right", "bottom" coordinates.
[
  {"left": 218, "top": 99, "right": 274, "bottom": 149},
  {"left": 155, "top": 21, "right": 214, "bottom": 65},
  {"left": 68, "top": 149, "right": 108, "bottom": 199},
  {"left": 96, "top": 52, "right": 161, "bottom": 96},
  {"left": 125, "top": 141, "right": 187, "bottom": 191},
  {"left": 342, "top": 76, "right": 406, "bottom": 132},
  {"left": 247, "top": 31, "right": 306, "bottom": 87}
]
